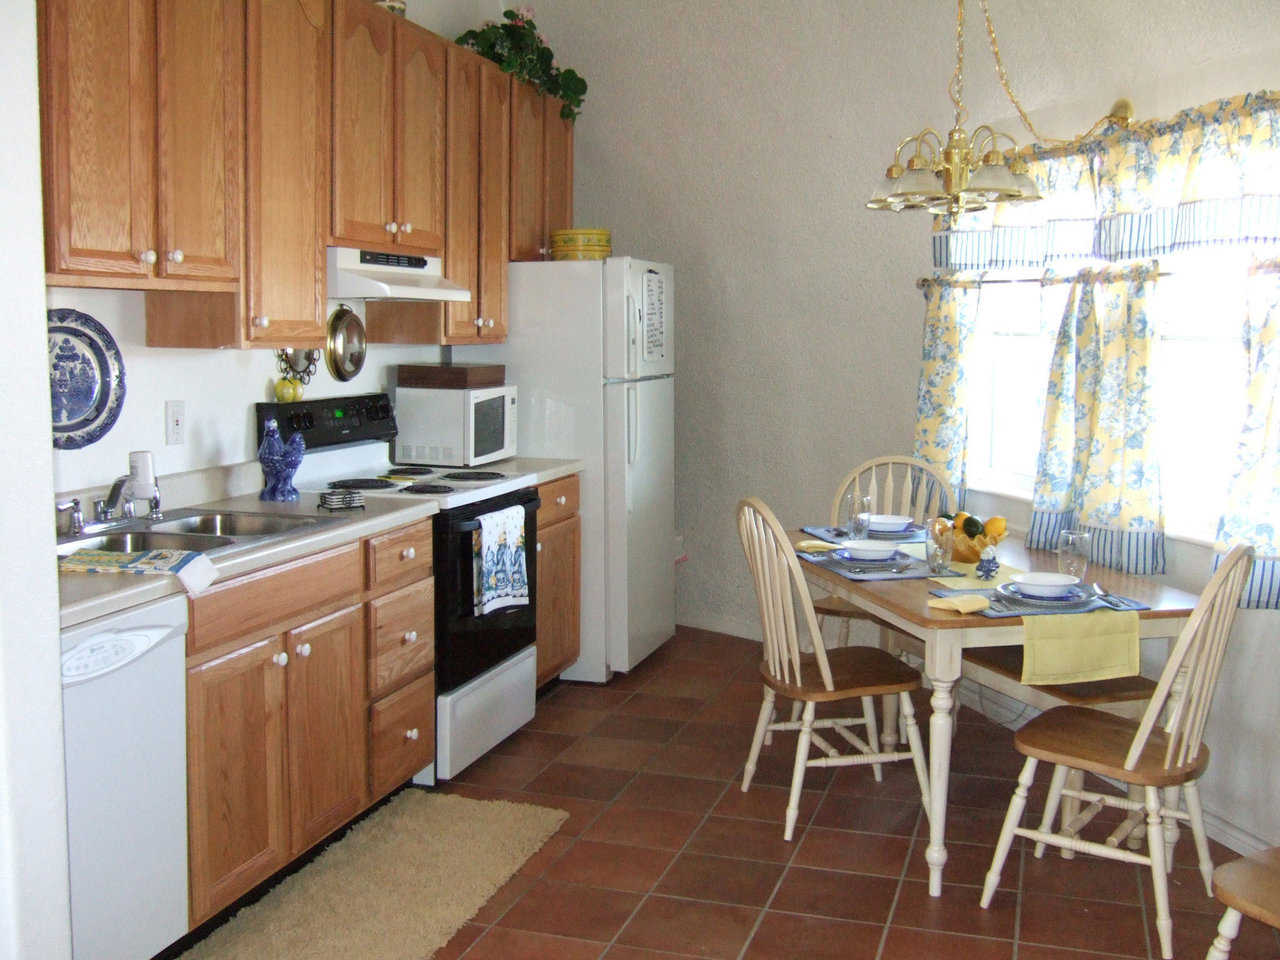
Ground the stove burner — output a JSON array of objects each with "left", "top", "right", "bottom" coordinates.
[
  {"left": 384, "top": 465, "right": 434, "bottom": 476},
  {"left": 328, "top": 478, "right": 398, "bottom": 490},
  {"left": 400, "top": 482, "right": 455, "bottom": 494},
  {"left": 441, "top": 471, "right": 506, "bottom": 481}
]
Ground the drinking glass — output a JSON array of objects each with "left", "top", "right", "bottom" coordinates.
[
  {"left": 841, "top": 492, "right": 872, "bottom": 539},
  {"left": 1057, "top": 529, "right": 1091, "bottom": 580},
  {"left": 926, "top": 525, "right": 955, "bottom": 574}
]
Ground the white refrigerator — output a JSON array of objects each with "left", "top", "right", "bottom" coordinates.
[{"left": 469, "top": 257, "right": 675, "bottom": 681}]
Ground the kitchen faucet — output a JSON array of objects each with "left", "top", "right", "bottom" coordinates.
[{"left": 98, "top": 451, "right": 162, "bottom": 522}]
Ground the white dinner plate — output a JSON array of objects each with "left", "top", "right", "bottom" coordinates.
[
  {"left": 866, "top": 514, "right": 912, "bottom": 533},
  {"left": 838, "top": 539, "right": 898, "bottom": 561},
  {"left": 1009, "top": 572, "right": 1080, "bottom": 598},
  {"left": 997, "top": 582, "right": 1090, "bottom": 605}
]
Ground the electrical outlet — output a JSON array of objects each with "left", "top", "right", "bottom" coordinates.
[{"left": 165, "top": 400, "right": 185, "bottom": 446}]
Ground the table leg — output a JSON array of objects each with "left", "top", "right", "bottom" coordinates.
[
  {"left": 879, "top": 626, "right": 900, "bottom": 752},
  {"left": 925, "top": 677, "right": 956, "bottom": 896}
]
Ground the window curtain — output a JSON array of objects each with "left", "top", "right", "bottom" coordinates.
[
  {"left": 933, "top": 91, "right": 1280, "bottom": 271},
  {"left": 1026, "top": 262, "right": 1165, "bottom": 574},
  {"left": 1215, "top": 258, "right": 1280, "bottom": 606},
  {"left": 912, "top": 274, "right": 983, "bottom": 500}
]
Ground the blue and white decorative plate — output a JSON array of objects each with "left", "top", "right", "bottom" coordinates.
[{"left": 48, "top": 308, "right": 126, "bottom": 449}]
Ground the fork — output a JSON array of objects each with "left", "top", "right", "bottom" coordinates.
[{"left": 1092, "top": 582, "right": 1127, "bottom": 609}]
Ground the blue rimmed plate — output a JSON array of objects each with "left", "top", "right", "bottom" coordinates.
[
  {"left": 996, "top": 582, "right": 1091, "bottom": 606},
  {"left": 48, "top": 308, "right": 126, "bottom": 449}
]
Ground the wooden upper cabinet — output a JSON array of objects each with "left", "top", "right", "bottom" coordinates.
[
  {"left": 38, "top": 0, "right": 243, "bottom": 285},
  {"left": 245, "top": 0, "right": 330, "bottom": 344},
  {"left": 477, "top": 58, "right": 511, "bottom": 340},
  {"left": 443, "top": 45, "right": 485, "bottom": 344},
  {"left": 393, "top": 20, "right": 446, "bottom": 253},
  {"left": 544, "top": 98, "right": 574, "bottom": 239},
  {"left": 331, "top": 0, "right": 395, "bottom": 247},
  {"left": 509, "top": 80, "right": 545, "bottom": 261},
  {"left": 332, "top": 0, "right": 445, "bottom": 255}
]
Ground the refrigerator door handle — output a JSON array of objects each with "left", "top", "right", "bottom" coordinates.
[
  {"left": 627, "top": 384, "right": 638, "bottom": 469},
  {"left": 625, "top": 293, "right": 636, "bottom": 376}
]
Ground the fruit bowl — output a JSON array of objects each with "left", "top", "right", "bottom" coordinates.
[{"left": 932, "top": 512, "right": 1007, "bottom": 564}]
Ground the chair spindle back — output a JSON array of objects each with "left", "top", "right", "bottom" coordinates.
[
  {"left": 737, "top": 497, "right": 834, "bottom": 691},
  {"left": 829, "top": 456, "right": 954, "bottom": 527},
  {"left": 1124, "top": 544, "right": 1254, "bottom": 772}
]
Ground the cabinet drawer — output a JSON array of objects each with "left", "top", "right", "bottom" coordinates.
[
  {"left": 537, "top": 474, "right": 579, "bottom": 528},
  {"left": 369, "top": 671, "right": 435, "bottom": 799},
  {"left": 189, "top": 543, "right": 361, "bottom": 654},
  {"left": 368, "top": 579, "right": 435, "bottom": 697},
  {"left": 366, "top": 519, "right": 433, "bottom": 588}
]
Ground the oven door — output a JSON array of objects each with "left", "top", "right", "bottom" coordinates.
[
  {"left": 466, "top": 386, "right": 517, "bottom": 466},
  {"left": 433, "top": 486, "right": 538, "bottom": 692}
]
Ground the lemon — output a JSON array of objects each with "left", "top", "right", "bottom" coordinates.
[{"left": 985, "top": 516, "right": 1007, "bottom": 541}]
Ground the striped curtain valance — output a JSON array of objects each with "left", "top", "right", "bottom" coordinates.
[{"left": 934, "top": 91, "right": 1280, "bottom": 272}]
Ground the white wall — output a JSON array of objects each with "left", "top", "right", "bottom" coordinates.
[
  {"left": 528, "top": 0, "right": 1280, "bottom": 848},
  {"left": 0, "top": 0, "right": 71, "bottom": 955}
]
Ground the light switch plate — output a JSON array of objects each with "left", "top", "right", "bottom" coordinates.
[{"left": 164, "top": 400, "right": 185, "bottom": 446}]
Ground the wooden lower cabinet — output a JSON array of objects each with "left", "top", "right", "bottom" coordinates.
[
  {"left": 535, "top": 475, "right": 582, "bottom": 686},
  {"left": 369, "top": 671, "right": 435, "bottom": 799},
  {"left": 186, "top": 634, "right": 289, "bottom": 925}
]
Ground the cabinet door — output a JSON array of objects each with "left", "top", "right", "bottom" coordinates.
[
  {"left": 544, "top": 97, "right": 574, "bottom": 239},
  {"left": 331, "top": 0, "right": 395, "bottom": 248},
  {"left": 187, "top": 635, "right": 289, "bottom": 924},
  {"left": 39, "top": 0, "right": 156, "bottom": 278},
  {"left": 443, "top": 45, "right": 481, "bottom": 344},
  {"left": 508, "top": 80, "right": 545, "bottom": 262},
  {"left": 245, "top": 0, "right": 330, "bottom": 344},
  {"left": 155, "top": 0, "right": 242, "bottom": 281},
  {"left": 285, "top": 604, "right": 368, "bottom": 854},
  {"left": 536, "top": 514, "right": 581, "bottom": 686},
  {"left": 477, "top": 59, "right": 511, "bottom": 340},
  {"left": 394, "top": 21, "right": 446, "bottom": 254}
]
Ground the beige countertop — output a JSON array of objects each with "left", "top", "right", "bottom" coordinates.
[{"left": 57, "top": 457, "right": 584, "bottom": 630}]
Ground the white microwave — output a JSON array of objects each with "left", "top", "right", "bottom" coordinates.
[{"left": 392, "top": 384, "right": 517, "bottom": 467}]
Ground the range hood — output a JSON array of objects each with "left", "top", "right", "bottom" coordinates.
[{"left": 326, "top": 247, "right": 472, "bottom": 302}]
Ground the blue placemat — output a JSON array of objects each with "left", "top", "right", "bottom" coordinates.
[
  {"left": 801, "top": 550, "right": 960, "bottom": 582},
  {"left": 801, "top": 524, "right": 928, "bottom": 544},
  {"left": 929, "top": 587, "right": 1151, "bottom": 618}
]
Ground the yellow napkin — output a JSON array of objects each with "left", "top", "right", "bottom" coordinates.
[
  {"left": 795, "top": 539, "right": 839, "bottom": 552},
  {"left": 931, "top": 562, "right": 1021, "bottom": 590},
  {"left": 927, "top": 594, "right": 990, "bottom": 614},
  {"left": 1020, "top": 610, "right": 1140, "bottom": 685}
]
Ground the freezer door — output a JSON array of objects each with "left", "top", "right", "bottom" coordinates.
[
  {"left": 604, "top": 258, "right": 675, "bottom": 381},
  {"left": 603, "top": 375, "right": 676, "bottom": 672}
]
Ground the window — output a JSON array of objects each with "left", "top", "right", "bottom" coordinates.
[{"left": 963, "top": 252, "right": 1251, "bottom": 542}]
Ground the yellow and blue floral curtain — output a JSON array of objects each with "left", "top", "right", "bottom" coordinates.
[
  {"left": 934, "top": 91, "right": 1280, "bottom": 271},
  {"left": 912, "top": 274, "right": 982, "bottom": 500},
  {"left": 1026, "top": 262, "right": 1165, "bottom": 574},
  {"left": 1215, "top": 258, "right": 1280, "bottom": 607}
]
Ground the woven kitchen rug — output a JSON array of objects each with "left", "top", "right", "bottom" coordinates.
[{"left": 179, "top": 789, "right": 568, "bottom": 960}]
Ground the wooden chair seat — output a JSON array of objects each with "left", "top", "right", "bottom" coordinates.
[
  {"left": 760, "top": 645, "right": 921, "bottom": 703},
  {"left": 1212, "top": 847, "right": 1280, "bottom": 930},
  {"left": 964, "top": 645, "right": 1157, "bottom": 707},
  {"left": 1015, "top": 705, "right": 1210, "bottom": 788}
]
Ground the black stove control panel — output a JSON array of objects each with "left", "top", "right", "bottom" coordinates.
[{"left": 256, "top": 392, "right": 396, "bottom": 451}]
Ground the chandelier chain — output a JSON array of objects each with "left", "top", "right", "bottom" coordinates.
[{"left": 949, "top": 0, "right": 967, "bottom": 129}]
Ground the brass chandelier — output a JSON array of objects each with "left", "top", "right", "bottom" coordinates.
[{"left": 867, "top": 0, "right": 1053, "bottom": 215}]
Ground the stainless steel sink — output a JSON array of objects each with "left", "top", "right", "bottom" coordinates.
[
  {"left": 149, "top": 512, "right": 322, "bottom": 537},
  {"left": 57, "top": 531, "right": 234, "bottom": 557}
]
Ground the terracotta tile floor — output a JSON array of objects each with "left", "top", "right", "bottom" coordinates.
[{"left": 433, "top": 627, "right": 1280, "bottom": 960}]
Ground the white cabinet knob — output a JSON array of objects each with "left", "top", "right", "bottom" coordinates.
[
  {"left": 272, "top": 652, "right": 289, "bottom": 667},
  {"left": 474, "top": 317, "right": 484, "bottom": 328},
  {"left": 487, "top": 319, "right": 496, "bottom": 328},
  {"left": 556, "top": 495, "right": 566, "bottom": 506},
  {"left": 295, "top": 642, "right": 312, "bottom": 657},
  {"left": 404, "top": 728, "right": 419, "bottom": 741},
  {"left": 385, "top": 222, "right": 399, "bottom": 234},
  {"left": 400, "top": 546, "right": 416, "bottom": 561},
  {"left": 252, "top": 316, "right": 270, "bottom": 329},
  {"left": 401, "top": 222, "right": 413, "bottom": 235},
  {"left": 536, "top": 542, "right": 542, "bottom": 553},
  {"left": 138, "top": 249, "right": 158, "bottom": 265},
  {"left": 539, "top": 246, "right": 548, "bottom": 255},
  {"left": 167, "top": 249, "right": 184, "bottom": 264},
  {"left": 402, "top": 630, "right": 418, "bottom": 644}
]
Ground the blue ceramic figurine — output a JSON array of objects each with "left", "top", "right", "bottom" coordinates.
[{"left": 258, "top": 418, "right": 304, "bottom": 501}]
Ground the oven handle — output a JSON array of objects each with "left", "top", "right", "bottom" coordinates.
[{"left": 448, "top": 497, "right": 542, "bottom": 533}]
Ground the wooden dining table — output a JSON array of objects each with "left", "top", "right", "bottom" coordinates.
[{"left": 791, "top": 533, "right": 1200, "bottom": 897}]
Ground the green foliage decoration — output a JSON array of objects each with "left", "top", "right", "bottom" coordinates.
[{"left": 457, "top": 7, "right": 587, "bottom": 121}]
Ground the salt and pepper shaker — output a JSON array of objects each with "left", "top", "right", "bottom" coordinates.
[{"left": 975, "top": 545, "right": 1000, "bottom": 580}]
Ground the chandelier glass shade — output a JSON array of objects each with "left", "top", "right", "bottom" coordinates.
[{"left": 867, "top": 0, "right": 1045, "bottom": 216}]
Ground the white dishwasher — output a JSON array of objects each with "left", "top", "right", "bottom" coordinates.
[{"left": 61, "top": 593, "right": 189, "bottom": 960}]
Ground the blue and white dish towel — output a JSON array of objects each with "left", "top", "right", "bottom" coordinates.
[{"left": 473, "top": 505, "right": 529, "bottom": 615}]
